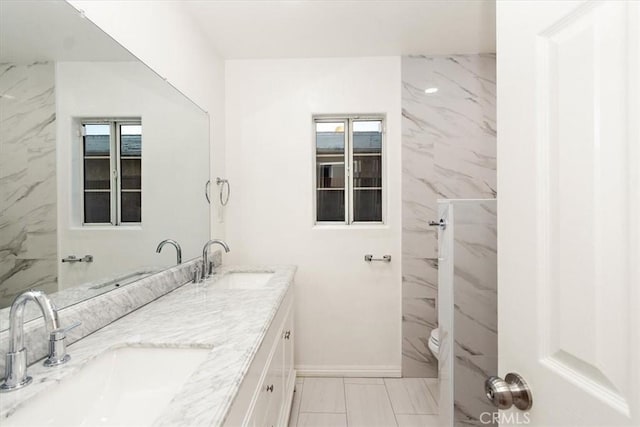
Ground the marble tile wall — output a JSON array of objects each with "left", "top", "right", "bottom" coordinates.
[
  {"left": 436, "top": 200, "right": 498, "bottom": 426},
  {"left": 0, "top": 62, "right": 57, "bottom": 307},
  {"left": 401, "top": 55, "right": 496, "bottom": 377},
  {"left": 452, "top": 200, "right": 497, "bottom": 426},
  {"left": 436, "top": 201, "right": 454, "bottom": 425}
]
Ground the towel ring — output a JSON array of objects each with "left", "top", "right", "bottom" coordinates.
[{"left": 216, "top": 177, "right": 230, "bottom": 206}]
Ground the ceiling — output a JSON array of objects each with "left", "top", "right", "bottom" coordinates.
[
  {"left": 0, "top": 0, "right": 135, "bottom": 62},
  {"left": 183, "top": 0, "right": 496, "bottom": 59}
]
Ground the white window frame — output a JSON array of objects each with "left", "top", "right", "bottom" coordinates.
[
  {"left": 313, "top": 115, "right": 386, "bottom": 225},
  {"left": 81, "top": 119, "right": 142, "bottom": 226}
]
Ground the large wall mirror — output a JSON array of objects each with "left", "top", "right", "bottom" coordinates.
[{"left": 0, "top": 1, "right": 210, "bottom": 318}]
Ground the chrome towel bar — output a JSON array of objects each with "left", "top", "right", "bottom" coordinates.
[
  {"left": 61, "top": 255, "right": 93, "bottom": 263},
  {"left": 428, "top": 218, "right": 447, "bottom": 229},
  {"left": 364, "top": 254, "right": 392, "bottom": 263}
]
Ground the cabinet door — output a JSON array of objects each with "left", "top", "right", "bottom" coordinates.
[
  {"left": 282, "top": 307, "right": 294, "bottom": 397},
  {"left": 248, "top": 380, "right": 272, "bottom": 427},
  {"left": 250, "top": 343, "right": 280, "bottom": 426},
  {"left": 263, "top": 400, "right": 280, "bottom": 427},
  {"left": 253, "top": 327, "right": 285, "bottom": 427},
  {"left": 225, "top": 290, "right": 294, "bottom": 427},
  {"left": 268, "top": 328, "right": 285, "bottom": 426}
]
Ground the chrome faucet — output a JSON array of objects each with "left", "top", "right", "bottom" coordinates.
[
  {"left": 156, "top": 239, "right": 182, "bottom": 264},
  {"left": 202, "top": 239, "right": 230, "bottom": 279},
  {"left": 1, "top": 290, "right": 76, "bottom": 392}
]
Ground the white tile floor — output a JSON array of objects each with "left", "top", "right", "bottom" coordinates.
[{"left": 289, "top": 377, "right": 440, "bottom": 427}]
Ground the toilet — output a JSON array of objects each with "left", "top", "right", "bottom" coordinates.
[{"left": 428, "top": 328, "right": 440, "bottom": 361}]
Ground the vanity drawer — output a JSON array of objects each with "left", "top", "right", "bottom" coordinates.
[{"left": 224, "top": 288, "right": 293, "bottom": 427}]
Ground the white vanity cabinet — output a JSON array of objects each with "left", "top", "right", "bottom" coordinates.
[
  {"left": 224, "top": 289, "right": 296, "bottom": 427},
  {"left": 282, "top": 306, "right": 294, "bottom": 404}
]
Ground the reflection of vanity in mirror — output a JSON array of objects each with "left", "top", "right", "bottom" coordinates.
[{"left": 0, "top": 1, "right": 210, "bottom": 318}]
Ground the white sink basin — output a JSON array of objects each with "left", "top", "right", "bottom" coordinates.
[
  {"left": 5, "top": 346, "right": 209, "bottom": 426},
  {"left": 212, "top": 272, "right": 275, "bottom": 289}
]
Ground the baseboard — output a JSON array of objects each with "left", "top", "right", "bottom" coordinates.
[{"left": 295, "top": 365, "right": 401, "bottom": 378}]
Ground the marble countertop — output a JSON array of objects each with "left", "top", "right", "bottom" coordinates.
[{"left": 0, "top": 265, "right": 296, "bottom": 426}]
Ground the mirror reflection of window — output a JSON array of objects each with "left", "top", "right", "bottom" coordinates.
[
  {"left": 82, "top": 120, "right": 142, "bottom": 225},
  {"left": 119, "top": 124, "right": 142, "bottom": 223},
  {"left": 83, "top": 124, "right": 112, "bottom": 223}
]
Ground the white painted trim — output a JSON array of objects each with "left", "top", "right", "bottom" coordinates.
[
  {"left": 278, "top": 369, "right": 297, "bottom": 427},
  {"left": 295, "top": 365, "right": 401, "bottom": 378}
]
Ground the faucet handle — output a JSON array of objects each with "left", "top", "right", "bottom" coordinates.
[
  {"left": 44, "top": 321, "right": 81, "bottom": 367},
  {"left": 193, "top": 264, "right": 203, "bottom": 283},
  {"left": 49, "top": 321, "right": 81, "bottom": 340}
]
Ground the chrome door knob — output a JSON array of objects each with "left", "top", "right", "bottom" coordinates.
[{"left": 485, "top": 372, "right": 533, "bottom": 410}]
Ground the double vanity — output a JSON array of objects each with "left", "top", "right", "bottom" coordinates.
[{"left": 0, "top": 262, "right": 297, "bottom": 427}]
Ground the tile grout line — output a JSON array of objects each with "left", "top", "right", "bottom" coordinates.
[
  {"left": 298, "top": 412, "right": 349, "bottom": 415},
  {"left": 382, "top": 378, "right": 401, "bottom": 426},
  {"left": 421, "top": 377, "right": 439, "bottom": 409},
  {"left": 342, "top": 377, "right": 349, "bottom": 427}
]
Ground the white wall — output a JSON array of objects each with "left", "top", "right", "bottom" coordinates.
[
  {"left": 67, "top": 0, "right": 226, "bottom": 238},
  {"left": 225, "top": 57, "right": 402, "bottom": 374},
  {"left": 56, "top": 61, "right": 209, "bottom": 288}
]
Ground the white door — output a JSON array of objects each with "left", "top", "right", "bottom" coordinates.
[{"left": 497, "top": 1, "right": 639, "bottom": 426}]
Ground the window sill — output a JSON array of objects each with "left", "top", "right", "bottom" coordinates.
[
  {"left": 70, "top": 225, "right": 143, "bottom": 231},
  {"left": 312, "top": 223, "right": 389, "bottom": 230}
]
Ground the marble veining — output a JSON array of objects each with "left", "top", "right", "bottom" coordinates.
[
  {"left": 437, "top": 200, "right": 497, "bottom": 426},
  {"left": 0, "top": 264, "right": 295, "bottom": 427},
  {"left": 0, "top": 259, "right": 199, "bottom": 372},
  {"left": 401, "top": 55, "right": 496, "bottom": 378},
  {"left": 452, "top": 201, "right": 497, "bottom": 426},
  {"left": 0, "top": 62, "right": 57, "bottom": 308}
]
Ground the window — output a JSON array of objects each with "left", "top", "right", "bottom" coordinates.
[
  {"left": 82, "top": 120, "right": 142, "bottom": 225},
  {"left": 314, "top": 116, "right": 384, "bottom": 224}
]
